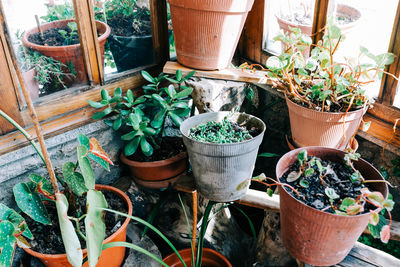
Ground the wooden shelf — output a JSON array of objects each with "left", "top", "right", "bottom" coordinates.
[{"left": 163, "top": 61, "right": 273, "bottom": 84}]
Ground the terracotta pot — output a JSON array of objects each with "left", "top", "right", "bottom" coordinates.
[
  {"left": 120, "top": 151, "right": 188, "bottom": 187},
  {"left": 22, "top": 19, "right": 110, "bottom": 85},
  {"left": 276, "top": 147, "right": 388, "bottom": 266},
  {"left": 163, "top": 248, "right": 232, "bottom": 267},
  {"left": 24, "top": 184, "right": 133, "bottom": 267},
  {"left": 286, "top": 135, "right": 359, "bottom": 152},
  {"left": 276, "top": 4, "right": 361, "bottom": 36},
  {"left": 22, "top": 68, "right": 39, "bottom": 100},
  {"left": 285, "top": 95, "right": 367, "bottom": 149},
  {"left": 168, "top": 0, "right": 254, "bottom": 70}
]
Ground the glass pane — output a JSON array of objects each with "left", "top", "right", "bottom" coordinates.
[
  {"left": 167, "top": 2, "right": 176, "bottom": 59},
  {"left": 327, "top": 0, "right": 397, "bottom": 99},
  {"left": 263, "top": 0, "right": 316, "bottom": 55},
  {"left": 94, "top": 0, "right": 155, "bottom": 80},
  {"left": 393, "top": 78, "right": 400, "bottom": 108},
  {"left": 3, "top": 0, "right": 87, "bottom": 101}
]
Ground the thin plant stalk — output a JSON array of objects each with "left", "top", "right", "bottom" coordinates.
[
  {"left": 196, "top": 201, "right": 216, "bottom": 267},
  {"left": 0, "top": 109, "right": 45, "bottom": 165}
]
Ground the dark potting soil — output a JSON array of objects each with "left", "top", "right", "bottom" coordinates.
[
  {"left": 108, "top": 14, "right": 151, "bottom": 37},
  {"left": 127, "top": 136, "right": 185, "bottom": 162},
  {"left": 25, "top": 190, "right": 128, "bottom": 254},
  {"left": 280, "top": 156, "right": 373, "bottom": 214},
  {"left": 189, "top": 119, "right": 261, "bottom": 144},
  {"left": 29, "top": 26, "right": 80, "bottom": 46}
]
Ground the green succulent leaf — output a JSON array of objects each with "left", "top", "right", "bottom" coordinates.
[
  {"left": 299, "top": 179, "right": 309, "bottom": 188},
  {"left": 129, "top": 113, "right": 141, "bottom": 130},
  {"left": 85, "top": 190, "right": 108, "bottom": 267},
  {"left": 13, "top": 183, "right": 51, "bottom": 225},
  {"left": 140, "top": 138, "right": 153, "bottom": 157},
  {"left": 151, "top": 109, "right": 167, "bottom": 129},
  {"left": 56, "top": 193, "right": 82, "bottom": 267},
  {"left": 176, "top": 70, "right": 182, "bottom": 81},
  {"left": 297, "top": 150, "right": 307, "bottom": 164},
  {"left": 166, "top": 85, "right": 176, "bottom": 98},
  {"left": 168, "top": 111, "right": 183, "bottom": 127},
  {"left": 183, "top": 70, "right": 196, "bottom": 81},
  {"left": 101, "top": 89, "right": 110, "bottom": 101},
  {"left": 175, "top": 88, "right": 193, "bottom": 99},
  {"left": 112, "top": 116, "right": 122, "bottom": 131},
  {"left": 141, "top": 70, "right": 155, "bottom": 83},
  {"left": 92, "top": 107, "right": 112, "bottom": 120},
  {"left": 325, "top": 187, "right": 339, "bottom": 200},
  {"left": 87, "top": 100, "right": 107, "bottom": 109},
  {"left": 126, "top": 89, "right": 134, "bottom": 104},
  {"left": 124, "top": 136, "right": 141, "bottom": 156}
]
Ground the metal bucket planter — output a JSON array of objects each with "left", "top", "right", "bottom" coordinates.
[{"left": 180, "top": 112, "right": 265, "bottom": 202}]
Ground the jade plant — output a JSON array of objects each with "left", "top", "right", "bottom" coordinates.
[
  {"left": 88, "top": 70, "right": 194, "bottom": 157},
  {"left": 245, "top": 18, "right": 396, "bottom": 113},
  {"left": 264, "top": 149, "right": 395, "bottom": 243}
]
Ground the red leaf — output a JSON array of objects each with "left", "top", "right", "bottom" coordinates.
[
  {"left": 380, "top": 225, "right": 391, "bottom": 243},
  {"left": 89, "top": 137, "right": 114, "bottom": 165}
]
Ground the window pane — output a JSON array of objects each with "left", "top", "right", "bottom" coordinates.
[
  {"left": 327, "top": 0, "right": 397, "bottom": 99},
  {"left": 4, "top": 0, "right": 87, "bottom": 101},
  {"left": 94, "top": 0, "right": 155, "bottom": 80},
  {"left": 263, "top": 0, "right": 316, "bottom": 55}
]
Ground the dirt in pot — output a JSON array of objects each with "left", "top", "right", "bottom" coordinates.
[
  {"left": 108, "top": 12, "right": 151, "bottom": 37},
  {"left": 189, "top": 117, "right": 261, "bottom": 144},
  {"left": 127, "top": 136, "right": 186, "bottom": 162},
  {"left": 24, "top": 190, "right": 128, "bottom": 254},
  {"left": 29, "top": 25, "right": 79, "bottom": 46},
  {"left": 279, "top": 151, "right": 379, "bottom": 214}
]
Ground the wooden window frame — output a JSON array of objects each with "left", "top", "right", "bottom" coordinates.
[
  {"left": 0, "top": 0, "right": 169, "bottom": 154},
  {"left": 238, "top": 0, "right": 400, "bottom": 148}
]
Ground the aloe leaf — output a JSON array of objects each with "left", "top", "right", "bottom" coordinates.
[
  {"left": 85, "top": 190, "right": 108, "bottom": 267},
  {"left": 56, "top": 193, "right": 82, "bottom": 267},
  {"left": 13, "top": 183, "right": 51, "bottom": 225},
  {"left": 77, "top": 145, "right": 95, "bottom": 190},
  {"left": 0, "top": 204, "right": 32, "bottom": 240},
  {"left": 0, "top": 221, "right": 16, "bottom": 267}
]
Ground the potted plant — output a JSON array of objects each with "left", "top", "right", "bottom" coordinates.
[
  {"left": 89, "top": 70, "right": 194, "bottom": 188},
  {"left": 168, "top": 0, "right": 254, "bottom": 70},
  {"left": 267, "top": 147, "right": 394, "bottom": 266},
  {"left": 264, "top": 20, "right": 395, "bottom": 149},
  {"left": 179, "top": 111, "right": 265, "bottom": 202},
  {"left": 276, "top": 0, "right": 361, "bottom": 36},
  {"left": 98, "top": 0, "right": 154, "bottom": 72},
  {"left": 22, "top": 18, "right": 110, "bottom": 85}
]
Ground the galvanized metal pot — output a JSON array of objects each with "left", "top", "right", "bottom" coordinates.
[
  {"left": 180, "top": 112, "right": 265, "bottom": 202},
  {"left": 276, "top": 147, "right": 388, "bottom": 266}
]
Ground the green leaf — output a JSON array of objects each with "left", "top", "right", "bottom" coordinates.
[
  {"left": 92, "top": 107, "right": 112, "bottom": 120},
  {"left": 0, "top": 204, "right": 32, "bottom": 240},
  {"left": 143, "top": 127, "right": 156, "bottom": 136},
  {"left": 101, "top": 89, "right": 110, "bottom": 101},
  {"left": 87, "top": 100, "right": 107, "bottom": 109},
  {"left": 266, "top": 56, "right": 285, "bottom": 70},
  {"left": 325, "top": 187, "right": 339, "bottom": 200},
  {"left": 88, "top": 152, "right": 111, "bottom": 172},
  {"left": 286, "top": 171, "right": 301, "bottom": 182},
  {"left": 304, "top": 168, "right": 314, "bottom": 177},
  {"left": 29, "top": 174, "right": 54, "bottom": 195},
  {"left": 62, "top": 162, "right": 88, "bottom": 196},
  {"left": 56, "top": 193, "right": 83, "bottom": 267},
  {"left": 112, "top": 116, "right": 122, "bottom": 131},
  {"left": 0, "top": 221, "right": 16, "bottom": 267},
  {"left": 368, "top": 214, "right": 387, "bottom": 239},
  {"left": 126, "top": 89, "right": 134, "bottom": 104},
  {"left": 266, "top": 188, "right": 274, "bottom": 197},
  {"left": 297, "top": 150, "right": 307, "bottom": 164},
  {"left": 183, "top": 70, "right": 196, "bottom": 81},
  {"left": 78, "top": 134, "right": 90, "bottom": 149},
  {"left": 166, "top": 85, "right": 176, "bottom": 98},
  {"left": 174, "top": 88, "right": 193, "bottom": 99},
  {"left": 121, "top": 130, "right": 138, "bottom": 141},
  {"left": 141, "top": 70, "right": 155, "bottom": 83},
  {"left": 129, "top": 113, "right": 141, "bottom": 130},
  {"left": 340, "top": 197, "right": 356, "bottom": 211},
  {"left": 299, "top": 179, "right": 309, "bottom": 188},
  {"left": 152, "top": 94, "right": 168, "bottom": 108},
  {"left": 258, "top": 152, "right": 280, "bottom": 158},
  {"left": 85, "top": 190, "right": 108, "bottom": 267},
  {"left": 168, "top": 111, "right": 183, "bottom": 127},
  {"left": 350, "top": 171, "right": 362, "bottom": 182},
  {"left": 176, "top": 70, "right": 182, "bottom": 81},
  {"left": 124, "top": 136, "right": 141, "bottom": 156},
  {"left": 140, "top": 138, "right": 153, "bottom": 157},
  {"left": 13, "top": 183, "right": 51, "bottom": 225},
  {"left": 369, "top": 212, "right": 379, "bottom": 226},
  {"left": 77, "top": 145, "right": 95, "bottom": 190},
  {"left": 113, "top": 87, "right": 122, "bottom": 98}
]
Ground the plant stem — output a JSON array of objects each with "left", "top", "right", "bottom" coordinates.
[
  {"left": 0, "top": 109, "right": 46, "bottom": 165},
  {"left": 362, "top": 180, "right": 394, "bottom": 187},
  {"left": 196, "top": 201, "right": 215, "bottom": 267}
]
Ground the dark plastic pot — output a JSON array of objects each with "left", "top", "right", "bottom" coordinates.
[
  {"left": 24, "top": 184, "right": 133, "bottom": 267},
  {"left": 163, "top": 248, "right": 232, "bottom": 267},
  {"left": 120, "top": 151, "right": 188, "bottom": 189},
  {"left": 276, "top": 147, "right": 388, "bottom": 266},
  {"left": 108, "top": 34, "right": 155, "bottom": 72}
]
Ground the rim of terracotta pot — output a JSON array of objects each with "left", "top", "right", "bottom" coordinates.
[
  {"left": 285, "top": 94, "right": 368, "bottom": 116},
  {"left": 168, "top": 0, "right": 254, "bottom": 13},
  {"left": 120, "top": 151, "right": 188, "bottom": 168},
  {"left": 22, "top": 19, "right": 111, "bottom": 51},
  {"left": 180, "top": 112, "right": 266, "bottom": 147},
  {"left": 162, "top": 247, "right": 232, "bottom": 267},
  {"left": 276, "top": 146, "right": 388, "bottom": 219},
  {"left": 275, "top": 3, "right": 361, "bottom": 29},
  {"left": 24, "top": 184, "right": 133, "bottom": 259}
]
